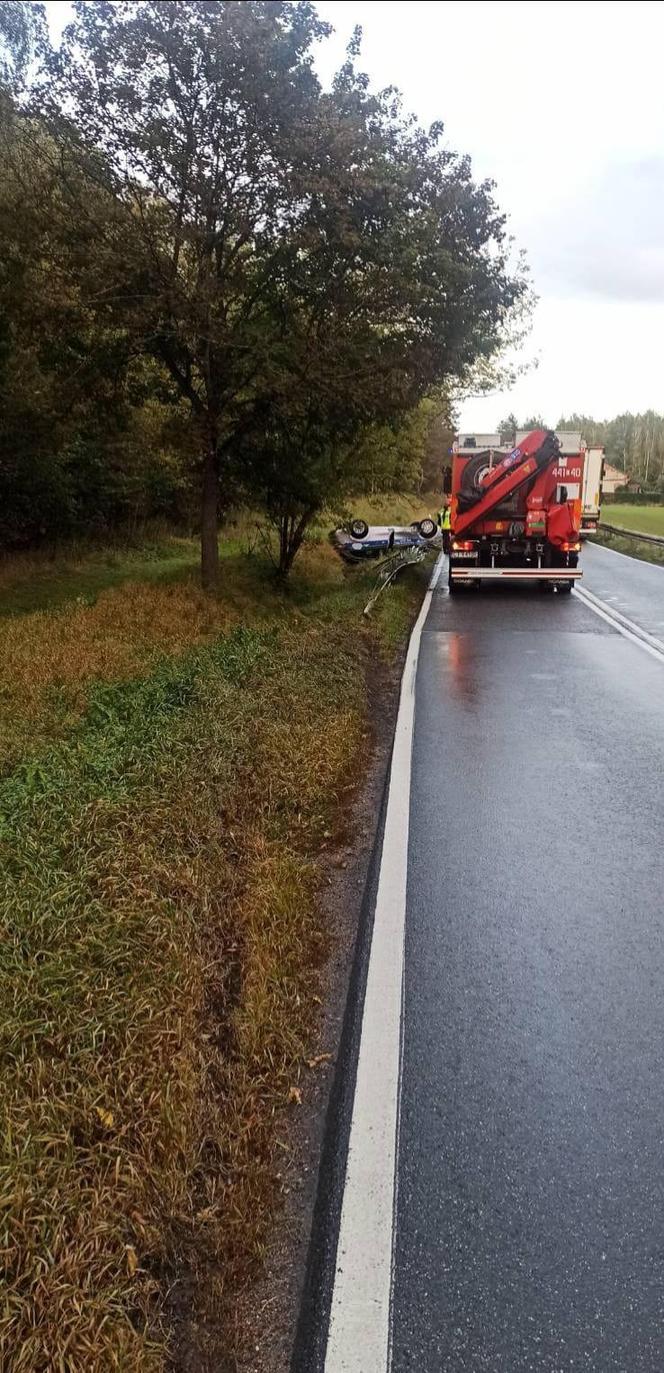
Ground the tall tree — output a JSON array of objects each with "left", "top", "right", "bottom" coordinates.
[
  {"left": 38, "top": 1, "right": 333, "bottom": 586},
  {"left": 37, "top": 1, "right": 526, "bottom": 586},
  {"left": 498, "top": 412, "right": 519, "bottom": 444}
]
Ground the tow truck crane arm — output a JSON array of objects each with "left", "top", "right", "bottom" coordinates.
[{"left": 454, "top": 429, "right": 560, "bottom": 539}]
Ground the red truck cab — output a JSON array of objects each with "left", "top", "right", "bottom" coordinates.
[{"left": 447, "top": 429, "right": 584, "bottom": 594}]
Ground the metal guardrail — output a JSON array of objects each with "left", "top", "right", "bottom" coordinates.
[{"left": 596, "top": 523, "right": 664, "bottom": 547}]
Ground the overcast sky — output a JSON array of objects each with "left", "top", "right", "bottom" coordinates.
[{"left": 44, "top": 0, "right": 664, "bottom": 431}]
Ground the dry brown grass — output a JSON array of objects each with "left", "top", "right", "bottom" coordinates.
[
  {"left": 0, "top": 531, "right": 427, "bottom": 1370},
  {"left": 0, "top": 540, "right": 349, "bottom": 756},
  {"left": 0, "top": 557, "right": 281, "bottom": 773},
  {"left": 0, "top": 580, "right": 233, "bottom": 706}
]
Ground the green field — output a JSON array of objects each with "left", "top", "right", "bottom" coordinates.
[{"left": 603, "top": 504, "right": 664, "bottom": 536}]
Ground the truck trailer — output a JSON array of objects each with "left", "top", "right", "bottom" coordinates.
[
  {"left": 448, "top": 428, "right": 584, "bottom": 594},
  {"left": 580, "top": 445, "right": 604, "bottom": 534}
]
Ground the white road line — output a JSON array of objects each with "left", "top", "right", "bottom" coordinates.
[
  {"left": 324, "top": 553, "right": 444, "bottom": 1373},
  {"left": 575, "top": 584, "right": 664, "bottom": 664}
]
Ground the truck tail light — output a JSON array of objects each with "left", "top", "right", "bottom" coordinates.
[
  {"left": 452, "top": 540, "right": 475, "bottom": 552},
  {"left": 562, "top": 541, "right": 581, "bottom": 552}
]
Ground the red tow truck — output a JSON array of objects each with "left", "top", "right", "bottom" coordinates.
[{"left": 447, "top": 428, "right": 584, "bottom": 595}]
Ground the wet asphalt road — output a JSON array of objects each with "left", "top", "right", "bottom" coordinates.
[
  {"left": 392, "top": 570, "right": 664, "bottom": 1370},
  {"left": 581, "top": 539, "right": 664, "bottom": 640}
]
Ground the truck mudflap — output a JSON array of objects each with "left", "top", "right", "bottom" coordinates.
[{"left": 450, "top": 567, "right": 583, "bottom": 581}]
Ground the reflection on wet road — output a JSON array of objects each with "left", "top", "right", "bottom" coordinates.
[{"left": 393, "top": 569, "right": 664, "bottom": 1371}]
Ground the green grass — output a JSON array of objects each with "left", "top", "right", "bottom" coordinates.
[
  {"left": 592, "top": 508, "right": 664, "bottom": 565},
  {"left": 340, "top": 490, "right": 438, "bottom": 526},
  {"left": 0, "top": 502, "right": 438, "bottom": 619},
  {"left": 591, "top": 504, "right": 664, "bottom": 567},
  {"left": 0, "top": 538, "right": 199, "bottom": 617},
  {"left": 591, "top": 528, "right": 664, "bottom": 568},
  {"left": 0, "top": 514, "right": 429, "bottom": 1369},
  {"left": 602, "top": 503, "right": 664, "bottom": 536}
]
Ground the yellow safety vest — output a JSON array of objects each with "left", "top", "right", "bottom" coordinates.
[{"left": 440, "top": 507, "right": 451, "bottom": 530}]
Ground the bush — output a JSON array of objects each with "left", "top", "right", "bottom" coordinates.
[{"left": 602, "top": 491, "right": 664, "bottom": 505}]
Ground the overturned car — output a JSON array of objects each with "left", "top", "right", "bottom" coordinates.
[{"left": 331, "top": 516, "right": 440, "bottom": 564}]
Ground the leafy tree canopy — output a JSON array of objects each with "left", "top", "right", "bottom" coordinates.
[
  {"left": 32, "top": 0, "right": 526, "bottom": 581},
  {"left": 0, "top": 1, "right": 47, "bottom": 90}
]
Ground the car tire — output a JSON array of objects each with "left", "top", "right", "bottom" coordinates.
[
  {"left": 349, "top": 518, "right": 369, "bottom": 539},
  {"left": 419, "top": 517, "right": 437, "bottom": 539}
]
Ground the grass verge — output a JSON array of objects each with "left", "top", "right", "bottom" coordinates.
[
  {"left": 590, "top": 526, "right": 664, "bottom": 567},
  {"left": 0, "top": 535, "right": 200, "bottom": 618},
  {"left": 0, "top": 521, "right": 429, "bottom": 1369}
]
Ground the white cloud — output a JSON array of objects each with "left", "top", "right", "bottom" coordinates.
[
  {"left": 528, "top": 160, "right": 664, "bottom": 302},
  {"left": 315, "top": 1, "right": 664, "bottom": 427}
]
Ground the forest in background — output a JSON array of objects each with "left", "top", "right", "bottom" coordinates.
[{"left": 499, "top": 411, "right": 664, "bottom": 489}]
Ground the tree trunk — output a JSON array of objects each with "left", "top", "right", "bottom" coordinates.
[
  {"left": 201, "top": 438, "right": 220, "bottom": 591},
  {"left": 277, "top": 508, "right": 313, "bottom": 578}
]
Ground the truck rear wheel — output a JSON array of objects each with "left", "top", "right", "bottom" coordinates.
[{"left": 557, "top": 581, "right": 573, "bottom": 595}]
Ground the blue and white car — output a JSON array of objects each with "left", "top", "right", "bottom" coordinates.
[{"left": 332, "top": 516, "right": 440, "bottom": 563}]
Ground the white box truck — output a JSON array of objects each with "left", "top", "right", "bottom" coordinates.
[{"left": 580, "top": 445, "right": 604, "bottom": 533}]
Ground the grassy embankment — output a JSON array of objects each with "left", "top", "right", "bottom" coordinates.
[
  {"left": 0, "top": 498, "right": 432, "bottom": 1370},
  {"left": 592, "top": 504, "right": 664, "bottom": 567},
  {"left": 603, "top": 503, "right": 664, "bottom": 536}
]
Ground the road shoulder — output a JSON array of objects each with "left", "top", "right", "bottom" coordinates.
[{"left": 234, "top": 643, "right": 412, "bottom": 1372}]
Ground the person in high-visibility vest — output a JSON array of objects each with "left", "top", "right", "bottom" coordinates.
[{"left": 438, "top": 500, "right": 451, "bottom": 554}]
